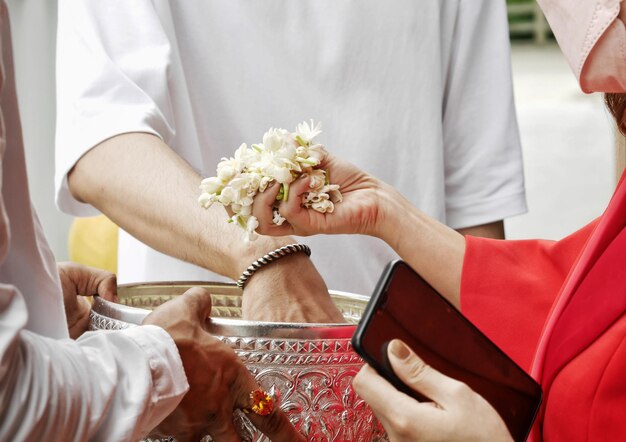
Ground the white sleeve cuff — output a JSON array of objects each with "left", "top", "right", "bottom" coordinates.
[
  {"left": 122, "top": 324, "right": 189, "bottom": 406},
  {"left": 446, "top": 190, "right": 528, "bottom": 230}
]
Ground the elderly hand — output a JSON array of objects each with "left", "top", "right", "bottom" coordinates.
[
  {"left": 252, "top": 150, "right": 390, "bottom": 239},
  {"left": 58, "top": 262, "right": 117, "bottom": 339},
  {"left": 143, "top": 287, "right": 305, "bottom": 442},
  {"left": 353, "top": 339, "right": 512, "bottom": 442}
]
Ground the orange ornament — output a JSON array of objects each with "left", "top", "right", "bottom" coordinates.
[{"left": 250, "top": 389, "right": 274, "bottom": 416}]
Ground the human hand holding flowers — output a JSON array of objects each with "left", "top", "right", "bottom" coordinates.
[
  {"left": 252, "top": 149, "right": 391, "bottom": 239},
  {"left": 198, "top": 121, "right": 343, "bottom": 241}
]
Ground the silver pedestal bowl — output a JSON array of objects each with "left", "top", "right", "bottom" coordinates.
[{"left": 89, "top": 282, "right": 387, "bottom": 441}]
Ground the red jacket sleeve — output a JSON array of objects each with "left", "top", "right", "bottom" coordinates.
[{"left": 460, "top": 220, "right": 598, "bottom": 372}]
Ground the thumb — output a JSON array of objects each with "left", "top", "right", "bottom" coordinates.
[
  {"left": 182, "top": 287, "right": 213, "bottom": 324},
  {"left": 387, "top": 339, "right": 458, "bottom": 408},
  {"left": 96, "top": 273, "right": 118, "bottom": 302}
]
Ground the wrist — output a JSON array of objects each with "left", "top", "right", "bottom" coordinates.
[
  {"left": 372, "top": 182, "right": 415, "bottom": 244},
  {"left": 236, "top": 243, "right": 311, "bottom": 289},
  {"left": 241, "top": 252, "right": 344, "bottom": 323},
  {"left": 380, "top": 194, "right": 441, "bottom": 257},
  {"left": 377, "top": 195, "right": 466, "bottom": 308},
  {"left": 232, "top": 237, "right": 301, "bottom": 278},
  {"left": 243, "top": 251, "right": 313, "bottom": 291},
  {"left": 197, "top": 217, "right": 297, "bottom": 280}
]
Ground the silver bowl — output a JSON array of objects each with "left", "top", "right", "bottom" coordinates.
[{"left": 89, "top": 282, "right": 387, "bottom": 441}]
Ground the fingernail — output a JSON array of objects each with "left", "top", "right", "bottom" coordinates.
[{"left": 388, "top": 339, "right": 411, "bottom": 360}]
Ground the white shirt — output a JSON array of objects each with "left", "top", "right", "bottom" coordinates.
[
  {"left": 0, "top": 4, "right": 188, "bottom": 440},
  {"left": 55, "top": 0, "right": 526, "bottom": 295}
]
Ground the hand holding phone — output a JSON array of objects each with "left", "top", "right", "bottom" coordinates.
[
  {"left": 352, "top": 260, "right": 542, "bottom": 442},
  {"left": 353, "top": 339, "right": 516, "bottom": 442}
]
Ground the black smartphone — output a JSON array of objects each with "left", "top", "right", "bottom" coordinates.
[{"left": 352, "top": 260, "right": 542, "bottom": 442}]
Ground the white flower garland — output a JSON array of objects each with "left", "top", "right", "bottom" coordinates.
[{"left": 198, "top": 120, "right": 343, "bottom": 241}]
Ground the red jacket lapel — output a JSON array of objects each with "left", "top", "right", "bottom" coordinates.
[{"left": 528, "top": 170, "right": 626, "bottom": 438}]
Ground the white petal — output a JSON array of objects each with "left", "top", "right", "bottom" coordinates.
[{"left": 200, "top": 176, "right": 224, "bottom": 194}]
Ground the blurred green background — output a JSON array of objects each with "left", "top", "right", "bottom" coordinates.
[{"left": 507, "top": 0, "right": 553, "bottom": 42}]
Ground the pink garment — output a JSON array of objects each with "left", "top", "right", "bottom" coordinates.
[{"left": 538, "top": 0, "right": 626, "bottom": 92}]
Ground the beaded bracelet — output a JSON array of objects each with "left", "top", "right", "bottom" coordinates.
[{"left": 236, "top": 243, "right": 311, "bottom": 289}]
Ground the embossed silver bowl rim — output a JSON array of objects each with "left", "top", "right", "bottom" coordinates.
[{"left": 91, "top": 281, "right": 368, "bottom": 340}]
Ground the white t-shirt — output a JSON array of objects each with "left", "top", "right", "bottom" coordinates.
[
  {"left": 56, "top": 0, "right": 526, "bottom": 295},
  {"left": 0, "top": 4, "right": 187, "bottom": 439}
]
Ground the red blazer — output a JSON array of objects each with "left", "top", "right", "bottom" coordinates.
[{"left": 461, "top": 171, "right": 626, "bottom": 441}]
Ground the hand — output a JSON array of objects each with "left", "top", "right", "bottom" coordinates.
[
  {"left": 241, "top": 252, "right": 345, "bottom": 323},
  {"left": 252, "top": 150, "right": 391, "bottom": 238},
  {"left": 242, "top": 151, "right": 383, "bottom": 324},
  {"left": 143, "top": 287, "right": 305, "bottom": 442},
  {"left": 58, "top": 262, "right": 117, "bottom": 339},
  {"left": 353, "top": 339, "right": 512, "bottom": 442}
]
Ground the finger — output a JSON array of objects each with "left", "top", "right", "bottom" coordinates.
[
  {"left": 68, "top": 296, "right": 93, "bottom": 339},
  {"left": 277, "top": 173, "right": 311, "bottom": 220},
  {"left": 60, "top": 262, "right": 118, "bottom": 301},
  {"left": 96, "top": 273, "right": 118, "bottom": 302},
  {"left": 255, "top": 180, "right": 281, "bottom": 214},
  {"left": 353, "top": 365, "right": 439, "bottom": 421},
  {"left": 245, "top": 406, "right": 304, "bottom": 442},
  {"left": 232, "top": 368, "right": 304, "bottom": 442},
  {"left": 252, "top": 182, "right": 292, "bottom": 236},
  {"left": 181, "top": 287, "right": 213, "bottom": 324},
  {"left": 387, "top": 339, "right": 461, "bottom": 408},
  {"left": 351, "top": 365, "right": 394, "bottom": 429}
]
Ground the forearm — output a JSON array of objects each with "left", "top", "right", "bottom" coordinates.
[
  {"left": 456, "top": 220, "right": 505, "bottom": 239},
  {"left": 375, "top": 183, "right": 466, "bottom": 308},
  {"left": 68, "top": 133, "right": 298, "bottom": 279}
]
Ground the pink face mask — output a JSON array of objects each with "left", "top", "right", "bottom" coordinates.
[{"left": 538, "top": 0, "right": 626, "bottom": 93}]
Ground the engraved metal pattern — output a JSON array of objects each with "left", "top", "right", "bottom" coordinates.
[
  {"left": 88, "top": 310, "right": 132, "bottom": 331},
  {"left": 90, "top": 282, "right": 388, "bottom": 441}
]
